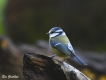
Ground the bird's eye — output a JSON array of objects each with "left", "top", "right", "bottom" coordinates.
[{"left": 50, "top": 31, "right": 55, "bottom": 33}]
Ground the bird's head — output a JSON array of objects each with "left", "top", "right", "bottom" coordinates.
[{"left": 46, "top": 27, "right": 66, "bottom": 38}]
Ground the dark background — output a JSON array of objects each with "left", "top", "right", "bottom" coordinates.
[{"left": 3, "top": 0, "right": 106, "bottom": 51}]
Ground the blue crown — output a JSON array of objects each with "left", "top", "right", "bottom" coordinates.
[{"left": 52, "top": 27, "right": 62, "bottom": 31}]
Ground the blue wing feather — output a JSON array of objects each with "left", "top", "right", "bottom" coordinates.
[
  {"left": 50, "top": 40, "right": 87, "bottom": 65},
  {"left": 50, "top": 40, "right": 71, "bottom": 55}
]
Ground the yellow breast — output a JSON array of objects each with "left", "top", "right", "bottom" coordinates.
[
  {"left": 51, "top": 35, "right": 70, "bottom": 43},
  {"left": 50, "top": 35, "right": 70, "bottom": 58},
  {"left": 52, "top": 47, "right": 68, "bottom": 57}
]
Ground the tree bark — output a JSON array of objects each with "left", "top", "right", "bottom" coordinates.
[{"left": 23, "top": 53, "right": 90, "bottom": 80}]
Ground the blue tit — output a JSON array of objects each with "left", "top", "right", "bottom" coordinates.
[{"left": 46, "top": 27, "right": 87, "bottom": 66}]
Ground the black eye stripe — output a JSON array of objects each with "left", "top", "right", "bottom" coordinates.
[
  {"left": 50, "top": 31, "right": 55, "bottom": 33},
  {"left": 50, "top": 31, "right": 64, "bottom": 38},
  {"left": 50, "top": 31, "right": 63, "bottom": 34}
]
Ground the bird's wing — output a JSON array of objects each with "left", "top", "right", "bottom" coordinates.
[
  {"left": 50, "top": 40, "right": 73, "bottom": 56},
  {"left": 50, "top": 40, "right": 87, "bottom": 65},
  {"left": 67, "top": 43, "right": 76, "bottom": 57}
]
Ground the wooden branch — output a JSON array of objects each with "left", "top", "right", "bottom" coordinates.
[
  {"left": 53, "top": 59, "right": 90, "bottom": 80},
  {"left": 23, "top": 53, "right": 90, "bottom": 80}
]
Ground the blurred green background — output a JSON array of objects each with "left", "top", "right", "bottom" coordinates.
[
  {"left": 0, "top": 0, "right": 106, "bottom": 51},
  {"left": 0, "top": 0, "right": 7, "bottom": 34},
  {"left": 0, "top": 0, "right": 106, "bottom": 80}
]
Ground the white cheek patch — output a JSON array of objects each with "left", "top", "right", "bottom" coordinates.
[
  {"left": 61, "top": 32, "right": 66, "bottom": 36},
  {"left": 50, "top": 33, "right": 59, "bottom": 38}
]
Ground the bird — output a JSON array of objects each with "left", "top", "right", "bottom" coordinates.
[{"left": 46, "top": 27, "right": 87, "bottom": 66}]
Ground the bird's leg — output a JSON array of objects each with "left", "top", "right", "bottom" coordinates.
[
  {"left": 63, "top": 58, "right": 66, "bottom": 62},
  {"left": 49, "top": 54, "right": 57, "bottom": 58},
  {"left": 63, "top": 57, "right": 68, "bottom": 62}
]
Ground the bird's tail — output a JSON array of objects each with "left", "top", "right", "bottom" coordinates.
[{"left": 74, "top": 55, "right": 87, "bottom": 66}]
